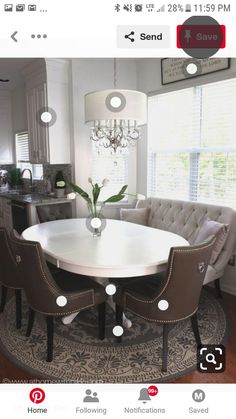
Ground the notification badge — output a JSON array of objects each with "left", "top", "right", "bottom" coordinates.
[
  {"left": 148, "top": 385, "right": 158, "bottom": 397},
  {"left": 29, "top": 388, "right": 46, "bottom": 404}
]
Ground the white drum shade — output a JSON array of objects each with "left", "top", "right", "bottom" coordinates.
[{"left": 85, "top": 89, "right": 147, "bottom": 126}]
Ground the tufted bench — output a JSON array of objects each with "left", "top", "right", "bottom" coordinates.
[{"left": 134, "top": 197, "right": 236, "bottom": 288}]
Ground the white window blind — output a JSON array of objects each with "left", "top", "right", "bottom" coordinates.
[
  {"left": 92, "top": 146, "right": 128, "bottom": 201},
  {"left": 15, "top": 131, "right": 30, "bottom": 162},
  {"left": 15, "top": 131, "right": 43, "bottom": 180},
  {"left": 148, "top": 78, "right": 236, "bottom": 209}
]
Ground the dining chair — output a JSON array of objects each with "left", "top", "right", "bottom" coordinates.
[
  {"left": 36, "top": 203, "right": 72, "bottom": 223},
  {"left": 114, "top": 236, "right": 216, "bottom": 372},
  {"left": 0, "top": 227, "right": 23, "bottom": 329},
  {"left": 10, "top": 231, "right": 107, "bottom": 362}
]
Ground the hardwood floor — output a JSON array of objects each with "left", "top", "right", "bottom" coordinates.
[
  {"left": 0, "top": 290, "right": 235, "bottom": 384},
  {"left": 173, "top": 291, "right": 236, "bottom": 383}
]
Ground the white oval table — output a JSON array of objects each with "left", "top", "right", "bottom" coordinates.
[
  {"left": 22, "top": 219, "right": 189, "bottom": 327},
  {"left": 22, "top": 218, "right": 188, "bottom": 278}
]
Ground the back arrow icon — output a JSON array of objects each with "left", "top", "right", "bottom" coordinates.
[{"left": 11, "top": 31, "right": 18, "bottom": 42}]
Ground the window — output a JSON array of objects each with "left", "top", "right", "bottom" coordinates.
[
  {"left": 15, "top": 131, "right": 43, "bottom": 180},
  {"left": 148, "top": 78, "right": 236, "bottom": 208},
  {"left": 92, "top": 146, "right": 129, "bottom": 202}
]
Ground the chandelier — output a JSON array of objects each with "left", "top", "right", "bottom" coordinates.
[{"left": 84, "top": 59, "right": 147, "bottom": 153}]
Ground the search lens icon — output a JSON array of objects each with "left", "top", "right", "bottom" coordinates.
[{"left": 205, "top": 353, "right": 217, "bottom": 364}]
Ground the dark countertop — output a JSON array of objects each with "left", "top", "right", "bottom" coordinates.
[{"left": 0, "top": 190, "right": 73, "bottom": 206}]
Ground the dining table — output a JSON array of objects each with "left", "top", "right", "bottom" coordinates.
[{"left": 22, "top": 218, "right": 189, "bottom": 327}]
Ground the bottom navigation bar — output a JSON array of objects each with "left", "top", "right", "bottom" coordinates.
[{"left": 0, "top": 384, "right": 235, "bottom": 418}]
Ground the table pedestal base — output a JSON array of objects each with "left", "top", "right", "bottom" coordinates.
[
  {"left": 62, "top": 276, "right": 132, "bottom": 328},
  {"left": 62, "top": 312, "right": 79, "bottom": 325}
]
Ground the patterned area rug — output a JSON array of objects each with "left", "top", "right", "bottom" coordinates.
[{"left": 0, "top": 290, "right": 228, "bottom": 383}]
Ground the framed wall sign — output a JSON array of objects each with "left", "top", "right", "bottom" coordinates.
[{"left": 161, "top": 58, "right": 230, "bottom": 85}]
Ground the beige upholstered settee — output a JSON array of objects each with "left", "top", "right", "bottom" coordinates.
[{"left": 129, "top": 197, "right": 236, "bottom": 289}]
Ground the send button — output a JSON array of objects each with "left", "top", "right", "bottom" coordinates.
[
  {"left": 140, "top": 32, "right": 163, "bottom": 41},
  {"left": 118, "top": 26, "right": 170, "bottom": 48}
]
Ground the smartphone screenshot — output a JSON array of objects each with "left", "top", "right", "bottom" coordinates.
[{"left": 0, "top": 0, "right": 235, "bottom": 417}]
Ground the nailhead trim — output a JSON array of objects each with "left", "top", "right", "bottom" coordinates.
[
  {"left": 11, "top": 237, "right": 96, "bottom": 312},
  {"left": 124, "top": 238, "right": 215, "bottom": 305}
]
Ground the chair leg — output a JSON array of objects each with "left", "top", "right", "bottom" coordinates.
[
  {"left": 162, "top": 323, "right": 169, "bottom": 373},
  {"left": 46, "top": 316, "right": 54, "bottom": 362},
  {"left": 26, "top": 308, "right": 35, "bottom": 337},
  {"left": 98, "top": 302, "right": 106, "bottom": 340},
  {"left": 115, "top": 304, "right": 123, "bottom": 343},
  {"left": 191, "top": 313, "right": 202, "bottom": 346},
  {"left": 15, "top": 290, "right": 22, "bottom": 329},
  {"left": 0, "top": 285, "right": 8, "bottom": 313},
  {"left": 214, "top": 278, "right": 223, "bottom": 299}
]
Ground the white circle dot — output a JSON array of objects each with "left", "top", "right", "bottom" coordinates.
[
  {"left": 91, "top": 217, "right": 102, "bottom": 229},
  {"left": 56, "top": 296, "right": 67, "bottom": 307},
  {"left": 41, "top": 111, "right": 52, "bottom": 123},
  {"left": 186, "top": 63, "right": 198, "bottom": 75},
  {"left": 158, "top": 300, "right": 169, "bottom": 311},
  {"left": 105, "top": 284, "right": 117, "bottom": 296},
  {"left": 110, "top": 96, "right": 122, "bottom": 108},
  {"left": 112, "top": 325, "right": 124, "bottom": 337}
]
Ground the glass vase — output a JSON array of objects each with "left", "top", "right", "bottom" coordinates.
[{"left": 87, "top": 203, "right": 103, "bottom": 237}]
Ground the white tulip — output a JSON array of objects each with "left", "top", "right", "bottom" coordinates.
[
  {"left": 67, "top": 192, "right": 76, "bottom": 200},
  {"left": 136, "top": 193, "right": 146, "bottom": 200},
  {"left": 102, "top": 178, "right": 109, "bottom": 187}
]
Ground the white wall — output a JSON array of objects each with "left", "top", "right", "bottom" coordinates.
[
  {"left": 70, "top": 58, "right": 138, "bottom": 217},
  {"left": 136, "top": 58, "right": 236, "bottom": 295},
  {"left": 0, "top": 90, "right": 14, "bottom": 164},
  {"left": 11, "top": 84, "right": 27, "bottom": 135},
  {"left": 137, "top": 58, "right": 236, "bottom": 95}
]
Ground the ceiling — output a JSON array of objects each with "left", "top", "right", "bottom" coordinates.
[{"left": 0, "top": 59, "right": 35, "bottom": 90}]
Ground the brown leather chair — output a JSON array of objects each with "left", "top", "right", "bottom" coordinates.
[
  {"left": 0, "top": 227, "right": 23, "bottom": 329},
  {"left": 10, "top": 232, "right": 107, "bottom": 362},
  {"left": 37, "top": 203, "right": 72, "bottom": 223},
  {"left": 114, "top": 236, "right": 216, "bottom": 372}
]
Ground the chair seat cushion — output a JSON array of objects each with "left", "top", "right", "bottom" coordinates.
[
  {"left": 53, "top": 269, "right": 106, "bottom": 306},
  {"left": 194, "top": 219, "right": 229, "bottom": 264},
  {"left": 114, "top": 272, "right": 166, "bottom": 306}
]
